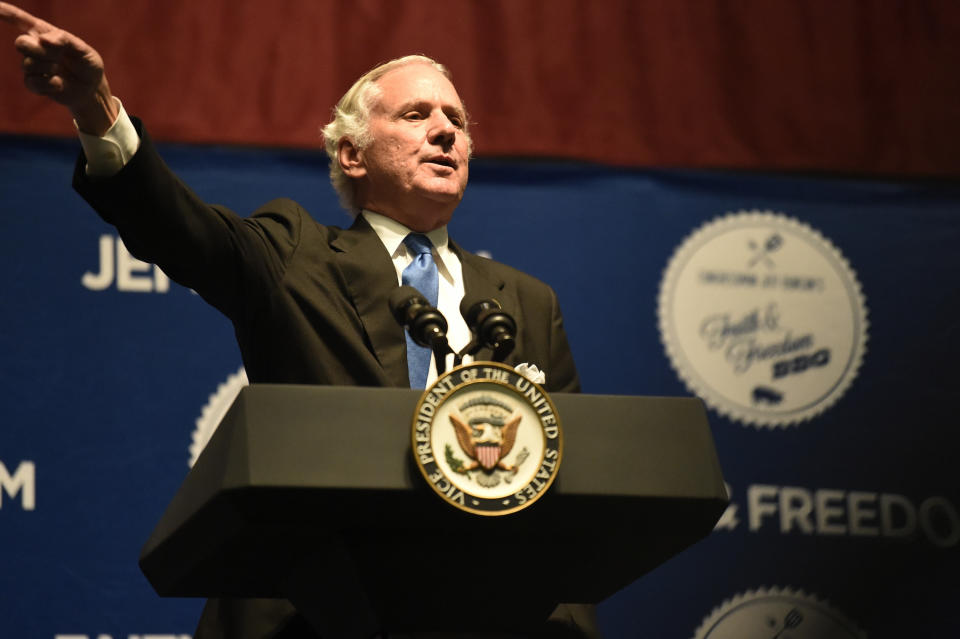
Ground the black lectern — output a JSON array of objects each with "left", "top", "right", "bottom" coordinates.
[{"left": 140, "top": 385, "right": 727, "bottom": 637}]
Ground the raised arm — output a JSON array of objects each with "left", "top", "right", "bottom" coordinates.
[{"left": 0, "top": 2, "right": 117, "bottom": 135}]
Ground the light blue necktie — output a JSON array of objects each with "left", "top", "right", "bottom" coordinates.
[{"left": 401, "top": 233, "right": 438, "bottom": 389}]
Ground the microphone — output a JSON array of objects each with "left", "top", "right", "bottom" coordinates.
[
  {"left": 459, "top": 293, "right": 517, "bottom": 362},
  {"left": 388, "top": 286, "right": 452, "bottom": 374}
]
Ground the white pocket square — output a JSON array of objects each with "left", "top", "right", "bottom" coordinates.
[{"left": 514, "top": 363, "right": 545, "bottom": 384}]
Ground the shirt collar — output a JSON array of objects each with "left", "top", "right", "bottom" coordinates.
[{"left": 361, "top": 209, "right": 451, "bottom": 260}]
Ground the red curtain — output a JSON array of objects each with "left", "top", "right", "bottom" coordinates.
[{"left": 2, "top": 0, "right": 958, "bottom": 176}]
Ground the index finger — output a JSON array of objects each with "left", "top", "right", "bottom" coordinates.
[{"left": 0, "top": 2, "right": 49, "bottom": 34}]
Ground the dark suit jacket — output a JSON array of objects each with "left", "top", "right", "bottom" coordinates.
[
  {"left": 74, "top": 123, "right": 579, "bottom": 395},
  {"left": 73, "top": 123, "right": 589, "bottom": 638}
]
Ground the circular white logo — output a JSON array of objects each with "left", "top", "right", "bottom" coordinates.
[
  {"left": 692, "top": 586, "right": 865, "bottom": 639},
  {"left": 189, "top": 367, "right": 248, "bottom": 467},
  {"left": 412, "top": 362, "right": 562, "bottom": 516},
  {"left": 658, "top": 211, "right": 868, "bottom": 427}
]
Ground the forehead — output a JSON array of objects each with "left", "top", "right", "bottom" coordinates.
[{"left": 371, "top": 63, "right": 464, "bottom": 113}]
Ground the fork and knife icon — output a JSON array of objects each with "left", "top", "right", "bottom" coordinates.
[{"left": 770, "top": 608, "right": 804, "bottom": 638}]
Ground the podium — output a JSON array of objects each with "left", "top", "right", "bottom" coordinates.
[{"left": 140, "top": 385, "right": 727, "bottom": 637}]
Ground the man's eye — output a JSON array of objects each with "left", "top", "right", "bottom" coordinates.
[{"left": 404, "top": 112, "right": 424, "bottom": 120}]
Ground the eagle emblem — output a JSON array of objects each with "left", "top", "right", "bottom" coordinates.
[
  {"left": 412, "top": 362, "right": 563, "bottom": 515},
  {"left": 447, "top": 396, "right": 528, "bottom": 485}
]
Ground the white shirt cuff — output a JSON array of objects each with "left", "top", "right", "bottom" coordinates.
[{"left": 75, "top": 98, "right": 140, "bottom": 177}]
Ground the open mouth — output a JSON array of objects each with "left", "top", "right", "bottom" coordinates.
[{"left": 425, "top": 156, "right": 457, "bottom": 169}]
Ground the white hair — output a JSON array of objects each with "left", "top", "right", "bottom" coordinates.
[{"left": 321, "top": 54, "right": 472, "bottom": 213}]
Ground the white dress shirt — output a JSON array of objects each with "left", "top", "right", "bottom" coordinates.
[{"left": 361, "top": 210, "right": 472, "bottom": 385}]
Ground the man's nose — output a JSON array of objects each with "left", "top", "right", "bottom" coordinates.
[{"left": 428, "top": 113, "right": 457, "bottom": 147}]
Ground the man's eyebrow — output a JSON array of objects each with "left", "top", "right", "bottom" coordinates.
[
  {"left": 393, "top": 99, "right": 427, "bottom": 113},
  {"left": 444, "top": 105, "right": 468, "bottom": 121},
  {"left": 394, "top": 99, "right": 466, "bottom": 120}
]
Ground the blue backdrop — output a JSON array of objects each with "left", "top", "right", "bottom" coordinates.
[{"left": 1, "top": 135, "right": 957, "bottom": 638}]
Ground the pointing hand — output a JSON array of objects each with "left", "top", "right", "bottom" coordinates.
[{"left": 1, "top": 2, "right": 117, "bottom": 134}]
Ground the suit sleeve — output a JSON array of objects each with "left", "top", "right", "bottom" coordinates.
[{"left": 72, "top": 119, "right": 304, "bottom": 321}]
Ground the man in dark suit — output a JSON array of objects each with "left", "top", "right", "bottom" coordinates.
[{"left": 3, "top": 3, "right": 595, "bottom": 637}]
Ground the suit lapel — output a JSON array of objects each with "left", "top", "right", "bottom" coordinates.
[
  {"left": 331, "top": 216, "right": 409, "bottom": 387},
  {"left": 329, "top": 227, "right": 518, "bottom": 387},
  {"left": 453, "top": 240, "right": 518, "bottom": 364}
]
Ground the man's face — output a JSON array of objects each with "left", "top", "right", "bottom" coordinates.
[{"left": 351, "top": 63, "right": 470, "bottom": 231}]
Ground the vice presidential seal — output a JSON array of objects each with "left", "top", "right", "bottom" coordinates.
[{"left": 411, "top": 362, "right": 562, "bottom": 516}]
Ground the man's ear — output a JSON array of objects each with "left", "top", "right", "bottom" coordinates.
[{"left": 338, "top": 138, "right": 366, "bottom": 178}]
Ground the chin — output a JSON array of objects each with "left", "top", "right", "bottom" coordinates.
[
  {"left": 416, "top": 174, "right": 467, "bottom": 196},
  {"left": 414, "top": 183, "right": 464, "bottom": 204},
  {"left": 425, "top": 190, "right": 463, "bottom": 203}
]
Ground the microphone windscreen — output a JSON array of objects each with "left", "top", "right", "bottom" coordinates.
[
  {"left": 460, "top": 293, "right": 501, "bottom": 328},
  {"left": 388, "top": 285, "right": 427, "bottom": 325}
]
